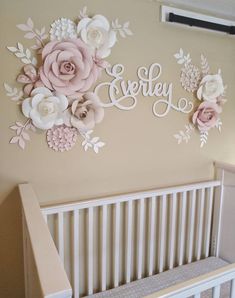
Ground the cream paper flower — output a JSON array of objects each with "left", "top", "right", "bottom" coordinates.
[
  {"left": 64, "top": 92, "right": 104, "bottom": 131},
  {"left": 77, "top": 15, "right": 116, "bottom": 58},
  {"left": 197, "top": 72, "right": 224, "bottom": 102},
  {"left": 22, "top": 87, "right": 68, "bottom": 130}
]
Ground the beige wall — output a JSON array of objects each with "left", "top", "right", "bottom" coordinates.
[{"left": 1, "top": 0, "right": 235, "bottom": 297}]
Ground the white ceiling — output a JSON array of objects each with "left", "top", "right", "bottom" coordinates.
[{"left": 160, "top": 0, "right": 235, "bottom": 20}]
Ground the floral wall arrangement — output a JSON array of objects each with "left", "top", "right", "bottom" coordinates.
[
  {"left": 4, "top": 7, "right": 132, "bottom": 152},
  {"left": 174, "top": 49, "right": 226, "bottom": 147}
]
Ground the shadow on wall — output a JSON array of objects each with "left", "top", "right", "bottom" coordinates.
[{"left": 0, "top": 187, "right": 25, "bottom": 298}]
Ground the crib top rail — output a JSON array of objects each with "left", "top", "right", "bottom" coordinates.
[
  {"left": 144, "top": 263, "right": 235, "bottom": 298},
  {"left": 19, "top": 183, "right": 72, "bottom": 298},
  {"left": 41, "top": 180, "right": 221, "bottom": 215}
]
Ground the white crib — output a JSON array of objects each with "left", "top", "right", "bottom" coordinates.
[{"left": 20, "top": 162, "right": 235, "bottom": 298}]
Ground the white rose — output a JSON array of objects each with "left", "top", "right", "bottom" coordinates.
[
  {"left": 77, "top": 15, "right": 117, "bottom": 58},
  {"left": 197, "top": 72, "right": 224, "bottom": 102},
  {"left": 22, "top": 87, "right": 68, "bottom": 130}
]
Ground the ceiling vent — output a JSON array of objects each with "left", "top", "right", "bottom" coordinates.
[{"left": 161, "top": 6, "right": 235, "bottom": 35}]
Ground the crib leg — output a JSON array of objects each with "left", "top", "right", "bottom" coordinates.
[{"left": 231, "top": 279, "right": 235, "bottom": 298}]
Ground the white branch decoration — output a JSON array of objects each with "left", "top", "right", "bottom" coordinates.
[
  {"left": 17, "top": 18, "right": 48, "bottom": 52},
  {"left": 7, "top": 43, "right": 37, "bottom": 65},
  {"left": 9, "top": 119, "right": 36, "bottom": 149},
  {"left": 80, "top": 130, "right": 105, "bottom": 153},
  {"left": 215, "top": 119, "right": 222, "bottom": 132},
  {"left": 4, "top": 83, "right": 24, "bottom": 102},
  {"left": 174, "top": 48, "right": 191, "bottom": 65},
  {"left": 200, "top": 131, "right": 209, "bottom": 148},
  {"left": 79, "top": 6, "right": 88, "bottom": 19},
  {"left": 111, "top": 19, "right": 133, "bottom": 38},
  {"left": 201, "top": 54, "right": 210, "bottom": 76},
  {"left": 174, "top": 124, "right": 195, "bottom": 144}
]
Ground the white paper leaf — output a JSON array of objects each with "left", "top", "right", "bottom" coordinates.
[
  {"left": 15, "top": 52, "right": 25, "bottom": 58},
  {"left": 97, "top": 142, "right": 105, "bottom": 147},
  {"left": 16, "top": 122, "right": 23, "bottom": 127},
  {"left": 124, "top": 28, "right": 133, "bottom": 36},
  {"left": 7, "top": 46, "right": 17, "bottom": 53},
  {"left": 17, "top": 42, "right": 24, "bottom": 52},
  {"left": 27, "top": 18, "right": 34, "bottom": 29},
  {"left": 21, "top": 58, "right": 31, "bottom": 64},
  {"left": 19, "top": 138, "right": 25, "bottom": 149},
  {"left": 94, "top": 146, "right": 99, "bottom": 154},
  {"left": 10, "top": 136, "right": 19, "bottom": 144},
  {"left": 31, "top": 57, "right": 37, "bottom": 66},
  {"left": 25, "top": 48, "right": 31, "bottom": 58},
  {"left": 174, "top": 53, "right": 181, "bottom": 59},
  {"left": 91, "top": 137, "right": 99, "bottom": 144},
  {"left": 10, "top": 125, "right": 18, "bottom": 130},
  {"left": 177, "top": 58, "right": 185, "bottom": 64},
  {"left": 17, "top": 24, "right": 30, "bottom": 31},
  {"left": 4, "top": 83, "right": 12, "bottom": 93},
  {"left": 22, "top": 131, "right": 30, "bottom": 140},
  {"left": 24, "top": 32, "right": 36, "bottom": 39}
]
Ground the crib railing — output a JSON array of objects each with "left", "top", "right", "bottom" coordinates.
[
  {"left": 145, "top": 263, "right": 235, "bottom": 298},
  {"left": 19, "top": 184, "right": 72, "bottom": 298},
  {"left": 41, "top": 180, "right": 221, "bottom": 298}
]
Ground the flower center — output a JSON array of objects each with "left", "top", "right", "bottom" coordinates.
[
  {"left": 75, "top": 106, "right": 88, "bottom": 119},
  {"left": 87, "top": 27, "right": 104, "bottom": 47},
  {"left": 38, "top": 100, "right": 55, "bottom": 116},
  {"left": 60, "top": 61, "right": 76, "bottom": 74}
]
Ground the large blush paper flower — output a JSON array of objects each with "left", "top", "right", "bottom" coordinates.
[
  {"left": 77, "top": 15, "right": 117, "bottom": 58},
  {"left": 17, "top": 65, "right": 43, "bottom": 96},
  {"left": 64, "top": 92, "right": 104, "bottom": 131},
  {"left": 197, "top": 72, "right": 224, "bottom": 102},
  {"left": 22, "top": 87, "right": 68, "bottom": 130},
  {"left": 192, "top": 101, "right": 221, "bottom": 132},
  {"left": 39, "top": 39, "right": 101, "bottom": 96}
]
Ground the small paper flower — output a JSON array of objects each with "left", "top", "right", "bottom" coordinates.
[
  {"left": 47, "top": 124, "right": 78, "bottom": 152},
  {"left": 197, "top": 72, "right": 224, "bottom": 102},
  {"left": 180, "top": 63, "right": 201, "bottom": 93},
  {"left": 63, "top": 92, "right": 104, "bottom": 131},
  {"left": 192, "top": 101, "right": 222, "bottom": 132},
  {"left": 77, "top": 15, "right": 117, "bottom": 58},
  {"left": 17, "top": 65, "right": 43, "bottom": 96},
  {"left": 39, "top": 39, "right": 101, "bottom": 97},
  {"left": 50, "top": 18, "right": 77, "bottom": 41},
  {"left": 22, "top": 87, "right": 68, "bottom": 130}
]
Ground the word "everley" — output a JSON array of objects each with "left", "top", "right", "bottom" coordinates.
[{"left": 94, "top": 63, "right": 194, "bottom": 117}]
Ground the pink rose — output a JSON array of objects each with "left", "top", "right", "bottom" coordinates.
[
  {"left": 192, "top": 101, "right": 222, "bottom": 132},
  {"left": 17, "top": 65, "right": 43, "bottom": 96},
  {"left": 39, "top": 39, "right": 101, "bottom": 97}
]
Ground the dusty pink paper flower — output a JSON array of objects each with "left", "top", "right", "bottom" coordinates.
[
  {"left": 63, "top": 92, "right": 104, "bottom": 131},
  {"left": 192, "top": 101, "right": 221, "bottom": 132},
  {"left": 17, "top": 65, "right": 43, "bottom": 95},
  {"left": 39, "top": 39, "right": 101, "bottom": 97},
  {"left": 46, "top": 124, "right": 78, "bottom": 152}
]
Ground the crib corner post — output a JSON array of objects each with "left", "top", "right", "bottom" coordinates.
[{"left": 211, "top": 164, "right": 225, "bottom": 257}]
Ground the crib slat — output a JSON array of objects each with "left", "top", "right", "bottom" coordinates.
[
  {"left": 101, "top": 205, "right": 107, "bottom": 291},
  {"left": 137, "top": 198, "right": 145, "bottom": 279},
  {"left": 178, "top": 191, "right": 187, "bottom": 266},
  {"left": 88, "top": 207, "right": 94, "bottom": 295},
  {"left": 188, "top": 189, "right": 196, "bottom": 263},
  {"left": 230, "top": 279, "right": 235, "bottom": 298},
  {"left": 58, "top": 212, "right": 64, "bottom": 264},
  {"left": 168, "top": 193, "right": 177, "bottom": 270},
  {"left": 73, "top": 210, "right": 79, "bottom": 298},
  {"left": 126, "top": 200, "right": 133, "bottom": 283},
  {"left": 194, "top": 294, "right": 201, "bottom": 298},
  {"left": 159, "top": 195, "right": 167, "bottom": 273},
  {"left": 204, "top": 187, "right": 214, "bottom": 257},
  {"left": 212, "top": 285, "right": 220, "bottom": 298},
  {"left": 196, "top": 188, "right": 205, "bottom": 261},
  {"left": 114, "top": 202, "right": 120, "bottom": 287},
  {"left": 148, "top": 196, "right": 156, "bottom": 276}
]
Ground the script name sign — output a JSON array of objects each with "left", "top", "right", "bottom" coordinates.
[{"left": 94, "top": 63, "right": 194, "bottom": 117}]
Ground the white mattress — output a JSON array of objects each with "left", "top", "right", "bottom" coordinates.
[{"left": 86, "top": 257, "right": 230, "bottom": 298}]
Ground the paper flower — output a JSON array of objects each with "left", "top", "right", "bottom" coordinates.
[
  {"left": 197, "top": 72, "right": 224, "bottom": 102},
  {"left": 64, "top": 92, "right": 104, "bottom": 131},
  {"left": 180, "top": 63, "right": 201, "bottom": 93},
  {"left": 22, "top": 87, "right": 68, "bottom": 130},
  {"left": 39, "top": 39, "right": 101, "bottom": 97},
  {"left": 46, "top": 124, "right": 78, "bottom": 152},
  {"left": 17, "top": 65, "right": 43, "bottom": 96},
  {"left": 192, "top": 101, "right": 221, "bottom": 132},
  {"left": 50, "top": 18, "right": 77, "bottom": 41},
  {"left": 77, "top": 15, "right": 117, "bottom": 58}
]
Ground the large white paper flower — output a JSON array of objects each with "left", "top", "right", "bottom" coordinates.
[
  {"left": 77, "top": 15, "right": 116, "bottom": 58},
  {"left": 197, "top": 72, "right": 224, "bottom": 102},
  {"left": 50, "top": 18, "right": 77, "bottom": 41},
  {"left": 22, "top": 87, "right": 68, "bottom": 130}
]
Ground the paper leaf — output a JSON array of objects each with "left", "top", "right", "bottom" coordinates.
[
  {"left": 17, "top": 24, "right": 30, "bottom": 31},
  {"left": 27, "top": 18, "right": 34, "bottom": 29},
  {"left": 4, "top": 83, "right": 12, "bottom": 93},
  {"left": 22, "top": 131, "right": 30, "bottom": 140},
  {"left": 18, "top": 138, "right": 25, "bottom": 149},
  {"left": 24, "top": 32, "right": 36, "bottom": 39},
  {"left": 7, "top": 46, "right": 17, "bottom": 52}
]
